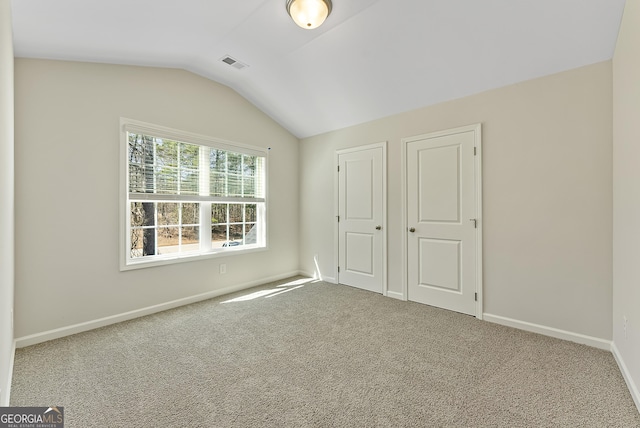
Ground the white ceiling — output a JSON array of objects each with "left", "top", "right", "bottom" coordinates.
[{"left": 11, "top": 0, "right": 626, "bottom": 138}]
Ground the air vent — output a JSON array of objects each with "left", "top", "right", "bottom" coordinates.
[{"left": 220, "top": 55, "right": 249, "bottom": 70}]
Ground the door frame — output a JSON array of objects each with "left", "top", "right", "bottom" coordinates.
[
  {"left": 401, "top": 124, "right": 483, "bottom": 318},
  {"left": 334, "top": 142, "right": 388, "bottom": 295}
]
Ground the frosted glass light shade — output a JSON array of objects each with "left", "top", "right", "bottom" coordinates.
[{"left": 287, "top": 0, "right": 332, "bottom": 30}]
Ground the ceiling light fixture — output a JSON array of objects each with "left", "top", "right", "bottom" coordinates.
[{"left": 286, "top": 0, "right": 332, "bottom": 30}]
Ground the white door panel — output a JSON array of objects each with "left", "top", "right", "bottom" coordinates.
[
  {"left": 338, "top": 146, "right": 385, "bottom": 293},
  {"left": 418, "top": 144, "right": 460, "bottom": 223},
  {"left": 406, "top": 127, "right": 481, "bottom": 316},
  {"left": 345, "top": 158, "right": 374, "bottom": 219},
  {"left": 345, "top": 232, "right": 374, "bottom": 275},
  {"left": 418, "top": 238, "right": 460, "bottom": 292}
]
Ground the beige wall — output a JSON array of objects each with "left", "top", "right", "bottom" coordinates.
[
  {"left": 300, "top": 61, "right": 613, "bottom": 340},
  {"left": 0, "top": 0, "right": 14, "bottom": 406},
  {"left": 613, "top": 0, "right": 640, "bottom": 409},
  {"left": 14, "top": 59, "right": 300, "bottom": 338}
]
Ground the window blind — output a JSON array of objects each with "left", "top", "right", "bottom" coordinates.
[{"left": 127, "top": 132, "right": 265, "bottom": 202}]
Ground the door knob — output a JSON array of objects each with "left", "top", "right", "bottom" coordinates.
[
  {"left": 409, "top": 227, "right": 416, "bottom": 233},
  {"left": 375, "top": 225, "right": 382, "bottom": 230}
]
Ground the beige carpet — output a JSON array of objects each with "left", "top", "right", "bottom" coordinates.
[{"left": 10, "top": 277, "right": 640, "bottom": 427}]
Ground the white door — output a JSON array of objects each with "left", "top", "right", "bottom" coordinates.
[
  {"left": 405, "top": 125, "right": 481, "bottom": 316},
  {"left": 338, "top": 144, "right": 385, "bottom": 293}
]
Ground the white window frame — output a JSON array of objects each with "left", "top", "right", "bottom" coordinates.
[{"left": 119, "top": 118, "right": 268, "bottom": 271}]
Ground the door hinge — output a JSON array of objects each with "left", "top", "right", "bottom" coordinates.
[
  {"left": 337, "top": 215, "right": 340, "bottom": 222},
  {"left": 474, "top": 147, "right": 477, "bottom": 156},
  {"left": 475, "top": 292, "right": 478, "bottom": 302},
  {"left": 337, "top": 165, "right": 340, "bottom": 172},
  {"left": 338, "top": 266, "right": 340, "bottom": 273}
]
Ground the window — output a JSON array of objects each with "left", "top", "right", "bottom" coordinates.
[{"left": 121, "top": 119, "right": 267, "bottom": 269}]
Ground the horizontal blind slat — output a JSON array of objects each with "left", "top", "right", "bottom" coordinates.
[{"left": 129, "top": 193, "right": 265, "bottom": 203}]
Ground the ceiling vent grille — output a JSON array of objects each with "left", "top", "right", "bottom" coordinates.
[{"left": 220, "top": 55, "right": 248, "bottom": 70}]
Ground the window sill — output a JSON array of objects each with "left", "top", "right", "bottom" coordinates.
[{"left": 119, "top": 245, "right": 268, "bottom": 271}]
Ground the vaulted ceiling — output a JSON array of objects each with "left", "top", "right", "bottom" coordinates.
[{"left": 11, "top": 0, "right": 626, "bottom": 138}]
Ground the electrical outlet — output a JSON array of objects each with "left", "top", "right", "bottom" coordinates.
[
  {"left": 219, "top": 263, "right": 227, "bottom": 275},
  {"left": 623, "top": 315, "right": 628, "bottom": 339}
]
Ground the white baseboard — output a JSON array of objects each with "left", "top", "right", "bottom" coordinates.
[
  {"left": 386, "top": 291, "right": 405, "bottom": 300},
  {"left": 611, "top": 342, "right": 640, "bottom": 413},
  {"left": 15, "top": 271, "right": 305, "bottom": 349},
  {"left": 1, "top": 339, "right": 15, "bottom": 406},
  {"left": 297, "top": 270, "right": 337, "bottom": 284},
  {"left": 299, "top": 270, "right": 318, "bottom": 280},
  {"left": 483, "top": 313, "right": 612, "bottom": 351}
]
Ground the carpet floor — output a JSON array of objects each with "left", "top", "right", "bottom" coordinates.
[{"left": 10, "top": 277, "right": 640, "bottom": 427}]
